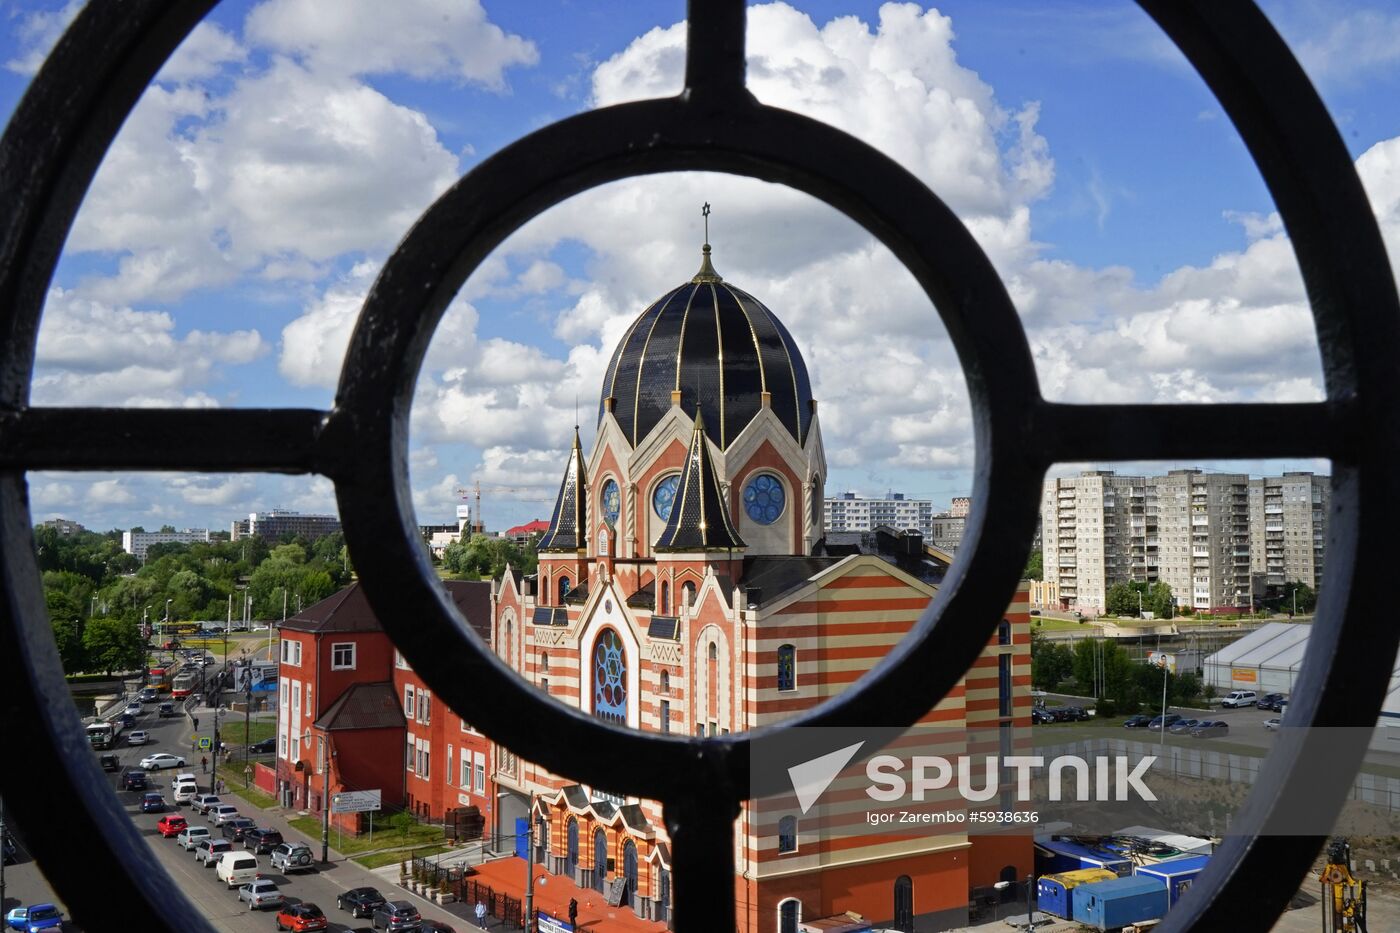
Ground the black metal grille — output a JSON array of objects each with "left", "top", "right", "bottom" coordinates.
[{"left": 1, "top": 3, "right": 1397, "bottom": 932}]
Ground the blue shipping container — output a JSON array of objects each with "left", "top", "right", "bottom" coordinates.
[
  {"left": 1034, "top": 836, "right": 1132, "bottom": 878},
  {"left": 1072, "top": 875, "right": 1168, "bottom": 930},
  {"left": 1135, "top": 854, "right": 1210, "bottom": 908},
  {"left": 1037, "top": 868, "right": 1119, "bottom": 919}
]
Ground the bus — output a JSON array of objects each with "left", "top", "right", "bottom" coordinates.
[
  {"left": 148, "top": 666, "right": 172, "bottom": 693},
  {"left": 171, "top": 669, "right": 199, "bottom": 699},
  {"left": 86, "top": 721, "right": 114, "bottom": 749}
]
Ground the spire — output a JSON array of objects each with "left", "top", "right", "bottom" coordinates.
[
  {"left": 537, "top": 427, "right": 588, "bottom": 552},
  {"left": 654, "top": 409, "right": 746, "bottom": 552},
  {"left": 692, "top": 202, "right": 722, "bottom": 283}
]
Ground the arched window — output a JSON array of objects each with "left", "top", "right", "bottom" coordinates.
[
  {"left": 565, "top": 818, "right": 579, "bottom": 877},
  {"left": 598, "top": 526, "right": 609, "bottom": 556},
  {"left": 707, "top": 641, "right": 719, "bottom": 721},
  {"left": 893, "top": 875, "right": 914, "bottom": 932},
  {"left": 593, "top": 629, "right": 628, "bottom": 725},
  {"left": 660, "top": 580, "right": 669, "bottom": 614},
  {"left": 622, "top": 839, "right": 638, "bottom": 907},
  {"left": 779, "top": 898, "right": 801, "bottom": 933},
  {"left": 998, "top": 618, "right": 1012, "bottom": 645},
  {"left": 541, "top": 652, "right": 549, "bottom": 673},
  {"left": 777, "top": 815, "right": 798, "bottom": 854},
  {"left": 559, "top": 576, "right": 571, "bottom": 603},
  {"left": 777, "top": 644, "right": 796, "bottom": 692},
  {"left": 659, "top": 670, "right": 670, "bottom": 694},
  {"left": 504, "top": 619, "right": 514, "bottom": 669},
  {"left": 682, "top": 581, "right": 696, "bottom": 609},
  {"left": 593, "top": 828, "right": 609, "bottom": 892}
]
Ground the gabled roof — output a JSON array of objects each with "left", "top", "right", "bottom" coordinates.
[
  {"left": 538, "top": 428, "right": 588, "bottom": 552},
  {"left": 280, "top": 580, "right": 493, "bottom": 641},
  {"left": 505, "top": 519, "right": 550, "bottom": 537},
  {"left": 654, "top": 410, "right": 745, "bottom": 551},
  {"left": 741, "top": 555, "right": 841, "bottom": 607},
  {"left": 314, "top": 682, "right": 405, "bottom": 731}
]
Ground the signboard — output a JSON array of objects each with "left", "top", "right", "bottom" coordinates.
[
  {"left": 1148, "top": 651, "right": 1177, "bottom": 674},
  {"left": 605, "top": 877, "right": 628, "bottom": 907},
  {"left": 331, "top": 789, "right": 382, "bottom": 813},
  {"left": 1231, "top": 668, "right": 1258, "bottom": 683},
  {"left": 537, "top": 913, "right": 574, "bottom": 933}
]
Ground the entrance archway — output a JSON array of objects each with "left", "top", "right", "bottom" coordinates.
[
  {"left": 593, "top": 828, "right": 608, "bottom": 892},
  {"left": 623, "top": 839, "right": 638, "bottom": 907}
]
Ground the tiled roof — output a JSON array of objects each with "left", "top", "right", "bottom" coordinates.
[
  {"left": 538, "top": 428, "right": 587, "bottom": 552},
  {"left": 654, "top": 410, "right": 745, "bottom": 552},
  {"left": 314, "top": 682, "right": 405, "bottom": 731},
  {"left": 279, "top": 580, "right": 492, "bottom": 640}
]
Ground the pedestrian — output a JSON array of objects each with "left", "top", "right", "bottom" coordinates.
[
  {"left": 474, "top": 899, "right": 487, "bottom": 928},
  {"left": 201, "top": 755, "right": 208, "bottom": 773},
  {"left": 192, "top": 715, "right": 199, "bottom": 731}
]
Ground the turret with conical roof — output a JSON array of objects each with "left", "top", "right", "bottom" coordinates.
[
  {"left": 654, "top": 410, "right": 746, "bottom": 552},
  {"left": 537, "top": 428, "right": 588, "bottom": 553}
]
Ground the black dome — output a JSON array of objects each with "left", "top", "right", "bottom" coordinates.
[{"left": 598, "top": 248, "right": 814, "bottom": 450}]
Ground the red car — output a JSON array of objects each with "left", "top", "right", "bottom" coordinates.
[
  {"left": 156, "top": 814, "right": 187, "bottom": 837},
  {"left": 275, "top": 903, "right": 328, "bottom": 932}
]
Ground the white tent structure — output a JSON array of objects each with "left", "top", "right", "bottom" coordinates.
[{"left": 1202, "top": 622, "right": 1312, "bottom": 694}]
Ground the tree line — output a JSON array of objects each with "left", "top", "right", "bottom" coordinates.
[{"left": 1030, "top": 628, "right": 1206, "bottom": 716}]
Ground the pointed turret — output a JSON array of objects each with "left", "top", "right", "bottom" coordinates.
[
  {"left": 537, "top": 428, "right": 588, "bottom": 552},
  {"left": 654, "top": 411, "right": 746, "bottom": 551}
]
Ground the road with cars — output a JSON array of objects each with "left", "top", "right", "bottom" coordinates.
[{"left": 4, "top": 657, "right": 465, "bottom": 933}]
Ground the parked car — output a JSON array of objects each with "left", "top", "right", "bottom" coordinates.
[
  {"left": 13, "top": 904, "right": 61, "bottom": 932},
  {"left": 1257, "top": 693, "right": 1287, "bottom": 712},
  {"left": 209, "top": 804, "right": 241, "bottom": 826},
  {"left": 122, "top": 770, "right": 149, "bottom": 791},
  {"left": 177, "top": 825, "right": 212, "bottom": 850},
  {"left": 220, "top": 817, "right": 257, "bottom": 842},
  {"left": 158, "top": 701, "right": 175, "bottom": 717},
  {"left": 1264, "top": 717, "right": 1283, "bottom": 730},
  {"left": 370, "top": 900, "right": 421, "bottom": 931},
  {"left": 127, "top": 730, "right": 150, "bottom": 746},
  {"left": 139, "top": 752, "right": 186, "bottom": 771},
  {"left": 1168, "top": 718, "right": 1201, "bottom": 735},
  {"left": 140, "top": 792, "right": 167, "bottom": 813},
  {"left": 3, "top": 907, "right": 25, "bottom": 931},
  {"left": 337, "top": 887, "right": 387, "bottom": 919},
  {"left": 238, "top": 878, "right": 284, "bottom": 910},
  {"left": 157, "top": 814, "right": 188, "bottom": 837},
  {"left": 248, "top": 737, "right": 276, "bottom": 754},
  {"left": 1147, "top": 714, "right": 1182, "bottom": 731},
  {"left": 243, "top": 827, "right": 283, "bottom": 853},
  {"left": 1030, "top": 707, "right": 1055, "bottom": 725},
  {"left": 1221, "top": 690, "right": 1258, "bottom": 708},
  {"left": 1055, "top": 706, "right": 1090, "bottom": 722},
  {"left": 415, "top": 922, "right": 458, "bottom": 933},
  {"left": 1192, "top": 720, "right": 1231, "bottom": 737},
  {"left": 216, "top": 852, "right": 261, "bottom": 889},
  {"left": 196, "top": 837, "right": 234, "bottom": 867},
  {"left": 275, "top": 903, "right": 329, "bottom": 932},
  {"left": 1122, "top": 714, "right": 1152, "bottom": 728},
  {"left": 190, "top": 794, "right": 222, "bottom": 814},
  {"left": 99, "top": 754, "right": 120, "bottom": 772},
  {"left": 269, "top": 842, "right": 315, "bottom": 873}
]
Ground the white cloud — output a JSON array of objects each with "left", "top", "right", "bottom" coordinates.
[
  {"left": 156, "top": 22, "right": 246, "bottom": 83},
  {"left": 244, "top": 0, "right": 537, "bottom": 86},
  {"left": 4, "top": 0, "right": 81, "bottom": 75}
]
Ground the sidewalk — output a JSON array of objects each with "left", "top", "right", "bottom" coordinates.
[{"left": 432, "top": 856, "right": 668, "bottom": 932}]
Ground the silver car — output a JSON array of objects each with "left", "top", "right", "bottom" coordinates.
[
  {"left": 196, "top": 838, "right": 233, "bottom": 867},
  {"left": 237, "top": 879, "right": 283, "bottom": 911}
]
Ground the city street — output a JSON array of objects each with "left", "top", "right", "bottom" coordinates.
[{"left": 5, "top": 673, "right": 467, "bottom": 933}]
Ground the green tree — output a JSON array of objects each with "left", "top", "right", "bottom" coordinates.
[
  {"left": 51, "top": 617, "right": 87, "bottom": 672},
  {"left": 1280, "top": 580, "right": 1317, "bottom": 614},
  {"left": 1145, "top": 581, "right": 1175, "bottom": 618},
  {"left": 1105, "top": 582, "right": 1140, "bottom": 617},
  {"left": 1030, "top": 629, "right": 1073, "bottom": 691},
  {"left": 82, "top": 616, "right": 143, "bottom": 675},
  {"left": 1023, "top": 549, "right": 1042, "bottom": 581}
]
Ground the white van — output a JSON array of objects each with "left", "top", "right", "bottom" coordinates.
[
  {"left": 173, "top": 780, "right": 199, "bottom": 804},
  {"left": 1222, "top": 690, "right": 1258, "bottom": 708},
  {"left": 170, "top": 771, "right": 197, "bottom": 790},
  {"left": 216, "top": 851, "right": 260, "bottom": 889}
]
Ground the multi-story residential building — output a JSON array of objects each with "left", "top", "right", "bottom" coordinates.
[
  {"left": 37, "top": 517, "right": 86, "bottom": 536},
  {"left": 1249, "top": 472, "right": 1329, "bottom": 593},
  {"left": 1039, "top": 471, "right": 1153, "bottom": 611},
  {"left": 1153, "top": 470, "right": 1251, "bottom": 613},
  {"left": 824, "top": 491, "right": 935, "bottom": 537},
  {"left": 928, "top": 512, "right": 966, "bottom": 555},
  {"left": 949, "top": 496, "right": 971, "bottom": 518},
  {"left": 121, "top": 527, "right": 211, "bottom": 560},
  {"left": 231, "top": 509, "right": 342, "bottom": 541}
]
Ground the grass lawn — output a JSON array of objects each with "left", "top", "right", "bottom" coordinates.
[
  {"left": 221, "top": 779, "right": 279, "bottom": 810},
  {"left": 1031, "top": 617, "right": 1096, "bottom": 632},
  {"left": 290, "top": 815, "right": 445, "bottom": 855},
  {"left": 355, "top": 844, "right": 451, "bottom": 870}
]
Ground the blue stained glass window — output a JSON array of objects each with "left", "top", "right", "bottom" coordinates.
[
  {"left": 777, "top": 644, "right": 796, "bottom": 692},
  {"left": 652, "top": 474, "right": 680, "bottom": 521},
  {"left": 602, "top": 479, "right": 620, "bottom": 525},
  {"left": 743, "top": 474, "right": 785, "bottom": 525},
  {"left": 594, "top": 629, "right": 627, "bottom": 725}
]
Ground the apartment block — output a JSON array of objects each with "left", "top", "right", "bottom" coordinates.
[
  {"left": 1040, "top": 471, "right": 1154, "bottom": 611},
  {"left": 1249, "top": 472, "right": 1329, "bottom": 592},
  {"left": 122, "top": 527, "right": 211, "bottom": 560},
  {"left": 1152, "top": 470, "right": 1251, "bottom": 613},
  {"left": 824, "top": 491, "right": 935, "bottom": 537},
  {"left": 231, "top": 509, "right": 342, "bottom": 541}
]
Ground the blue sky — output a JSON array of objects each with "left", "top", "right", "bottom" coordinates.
[{"left": 3, "top": 0, "right": 1397, "bottom": 534}]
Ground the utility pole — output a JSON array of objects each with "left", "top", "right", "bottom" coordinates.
[
  {"left": 320, "top": 736, "right": 331, "bottom": 864},
  {"left": 525, "top": 793, "right": 536, "bottom": 929}
]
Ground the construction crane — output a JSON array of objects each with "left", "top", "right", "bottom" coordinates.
[
  {"left": 1321, "top": 838, "right": 1367, "bottom": 932},
  {"left": 455, "top": 481, "right": 554, "bottom": 534}
]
